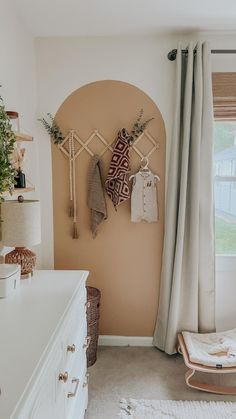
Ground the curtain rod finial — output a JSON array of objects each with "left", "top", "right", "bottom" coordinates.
[{"left": 168, "top": 49, "right": 177, "bottom": 61}]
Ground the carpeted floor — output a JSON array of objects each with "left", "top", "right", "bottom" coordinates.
[{"left": 85, "top": 346, "right": 236, "bottom": 419}]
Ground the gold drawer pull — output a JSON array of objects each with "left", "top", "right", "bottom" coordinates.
[
  {"left": 83, "top": 336, "right": 91, "bottom": 350},
  {"left": 67, "top": 344, "right": 76, "bottom": 353},
  {"left": 83, "top": 372, "right": 89, "bottom": 388},
  {"left": 67, "top": 378, "right": 80, "bottom": 398},
  {"left": 58, "top": 371, "right": 68, "bottom": 383}
]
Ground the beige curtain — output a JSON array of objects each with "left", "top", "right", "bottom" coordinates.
[{"left": 153, "top": 42, "right": 215, "bottom": 355}]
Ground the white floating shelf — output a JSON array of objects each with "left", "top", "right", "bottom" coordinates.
[
  {"left": 3, "top": 187, "right": 35, "bottom": 196},
  {"left": 12, "top": 187, "right": 35, "bottom": 194},
  {"left": 15, "top": 132, "right": 33, "bottom": 142}
]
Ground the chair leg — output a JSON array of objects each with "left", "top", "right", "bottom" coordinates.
[{"left": 185, "top": 368, "right": 236, "bottom": 395}]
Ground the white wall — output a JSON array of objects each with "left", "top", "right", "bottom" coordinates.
[{"left": 0, "top": 0, "right": 41, "bottom": 264}]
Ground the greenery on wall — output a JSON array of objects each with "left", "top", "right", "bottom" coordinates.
[
  {"left": 38, "top": 113, "right": 64, "bottom": 144},
  {"left": 0, "top": 95, "right": 16, "bottom": 201},
  {"left": 39, "top": 109, "right": 154, "bottom": 147},
  {"left": 130, "top": 108, "right": 154, "bottom": 144}
]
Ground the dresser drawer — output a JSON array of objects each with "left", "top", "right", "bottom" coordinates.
[
  {"left": 14, "top": 277, "right": 88, "bottom": 419},
  {"left": 64, "top": 356, "right": 88, "bottom": 419},
  {"left": 59, "top": 319, "right": 88, "bottom": 418},
  {"left": 57, "top": 284, "right": 87, "bottom": 376},
  {"left": 18, "top": 345, "right": 64, "bottom": 419},
  {"left": 65, "top": 321, "right": 88, "bottom": 371}
]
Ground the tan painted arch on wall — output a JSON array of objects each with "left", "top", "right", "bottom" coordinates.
[{"left": 52, "top": 80, "right": 165, "bottom": 336}]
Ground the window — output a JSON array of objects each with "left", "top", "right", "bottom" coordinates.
[
  {"left": 213, "top": 73, "right": 236, "bottom": 256},
  {"left": 214, "top": 122, "right": 236, "bottom": 255}
]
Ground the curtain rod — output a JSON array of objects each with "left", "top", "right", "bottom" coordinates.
[{"left": 168, "top": 49, "right": 236, "bottom": 61}]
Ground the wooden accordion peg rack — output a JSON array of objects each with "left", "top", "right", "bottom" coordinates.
[{"left": 58, "top": 129, "right": 160, "bottom": 238}]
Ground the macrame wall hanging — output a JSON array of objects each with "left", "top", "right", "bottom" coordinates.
[
  {"left": 38, "top": 114, "right": 80, "bottom": 239},
  {"left": 58, "top": 131, "right": 79, "bottom": 239}
]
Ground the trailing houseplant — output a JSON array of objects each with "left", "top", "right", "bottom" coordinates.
[
  {"left": 38, "top": 113, "right": 64, "bottom": 144},
  {"left": 0, "top": 95, "right": 16, "bottom": 201}
]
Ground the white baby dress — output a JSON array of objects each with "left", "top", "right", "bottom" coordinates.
[{"left": 130, "top": 171, "right": 159, "bottom": 223}]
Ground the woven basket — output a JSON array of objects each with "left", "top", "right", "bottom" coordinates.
[
  {"left": 86, "top": 286, "right": 101, "bottom": 324},
  {"left": 87, "top": 321, "right": 99, "bottom": 367},
  {"left": 86, "top": 286, "right": 101, "bottom": 367}
]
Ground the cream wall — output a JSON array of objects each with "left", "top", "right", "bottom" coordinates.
[
  {"left": 0, "top": 0, "right": 41, "bottom": 263},
  {"left": 52, "top": 80, "right": 166, "bottom": 336}
]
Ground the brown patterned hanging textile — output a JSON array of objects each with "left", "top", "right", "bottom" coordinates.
[{"left": 105, "top": 128, "right": 132, "bottom": 209}]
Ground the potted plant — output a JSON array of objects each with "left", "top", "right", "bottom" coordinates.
[{"left": 0, "top": 95, "right": 16, "bottom": 201}]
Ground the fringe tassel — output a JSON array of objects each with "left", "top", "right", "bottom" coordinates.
[{"left": 73, "top": 222, "right": 79, "bottom": 239}]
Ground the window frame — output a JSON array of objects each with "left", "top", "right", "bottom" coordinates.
[{"left": 213, "top": 72, "right": 236, "bottom": 259}]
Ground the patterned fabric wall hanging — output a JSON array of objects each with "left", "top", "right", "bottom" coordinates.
[{"left": 105, "top": 128, "right": 132, "bottom": 209}]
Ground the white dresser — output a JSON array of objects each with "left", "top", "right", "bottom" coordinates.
[{"left": 0, "top": 270, "right": 89, "bottom": 419}]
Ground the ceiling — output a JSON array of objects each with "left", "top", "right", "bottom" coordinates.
[{"left": 12, "top": 0, "right": 236, "bottom": 37}]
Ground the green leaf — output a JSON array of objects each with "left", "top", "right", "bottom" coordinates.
[
  {"left": 130, "top": 109, "right": 154, "bottom": 143},
  {"left": 0, "top": 97, "right": 16, "bottom": 199},
  {"left": 38, "top": 114, "right": 64, "bottom": 144}
]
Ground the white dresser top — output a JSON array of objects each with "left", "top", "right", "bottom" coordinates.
[{"left": 0, "top": 270, "right": 88, "bottom": 419}]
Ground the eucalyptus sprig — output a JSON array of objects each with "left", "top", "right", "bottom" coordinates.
[
  {"left": 0, "top": 95, "right": 16, "bottom": 201},
  {"left": 130, "top": 109, "right": 154, "bottom": 145},
  {"left": 38, "top": 113, "right": 64, "bottom": 144}
]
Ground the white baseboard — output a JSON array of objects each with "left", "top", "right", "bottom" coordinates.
[{"left": 98, "top": 335, "right": 153, "bottom": 347}]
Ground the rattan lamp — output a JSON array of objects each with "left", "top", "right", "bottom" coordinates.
[{"left": 1, "top": 198, "right": 41, "bottom": 277}]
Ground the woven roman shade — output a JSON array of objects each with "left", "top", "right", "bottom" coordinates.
[{"left": 212, "top": 73, "right": 236, "bottom": 120}]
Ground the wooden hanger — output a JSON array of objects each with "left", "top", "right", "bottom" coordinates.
[
  {"left": 129, "top": 157, "right": 160, "bottom": 181},
  {"left": 139, "top": 156, "right": 150, "bottom": 173}
]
